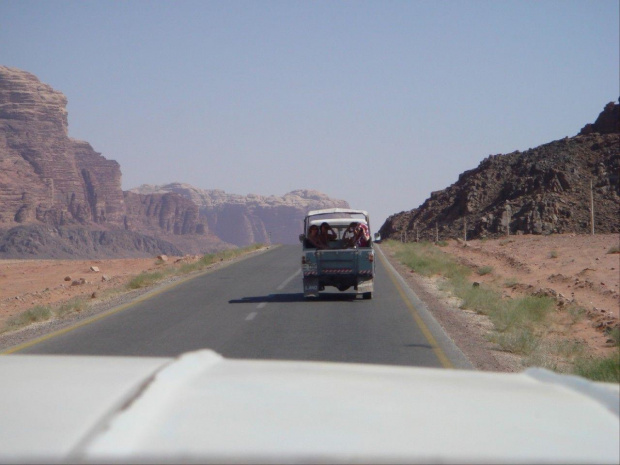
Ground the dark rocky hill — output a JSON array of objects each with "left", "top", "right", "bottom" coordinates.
[
  {"left": 0, "top": 224, "right": 184, "bottom": 259},
  {"left": 379, "top": 101, "right": 620, "bottom": 241}
]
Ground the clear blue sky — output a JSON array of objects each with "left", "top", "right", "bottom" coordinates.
[{"left": 1, "top": 1, "right": 618, "bottom": 227}]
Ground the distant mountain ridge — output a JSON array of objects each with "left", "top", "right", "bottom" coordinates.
[
  {"left": 0, "top": 66, "right": 348, "bottom": 257},
  {"left": 380, "top": 101, "right": 620, "bottom": 241},
  {"left": 130, "top": 184, "right": 350, "bottom": 246}
]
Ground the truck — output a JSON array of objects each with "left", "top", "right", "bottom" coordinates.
[{"left": 299, "top": 208, "right": 375, "bottom": 299}]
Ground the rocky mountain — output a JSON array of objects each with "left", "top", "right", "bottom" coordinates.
[
  {"left": 130, "top": 184, "right": 350, "bottom": 246},
  {"left": 0, "top": 224, "right": 184, "bottom": 259},
  {"left": 0, "top": 66, "right": 224, "bottom": 257},
  {"left": 380, "top": 101, "right": 620, "bottom": 241},
  {"left": 0, "top": 66, "right": 348, "bottom": 257}
]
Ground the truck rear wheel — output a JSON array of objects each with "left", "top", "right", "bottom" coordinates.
[{"left": 362, "top": 292, "right": 372, "bottom": 300}]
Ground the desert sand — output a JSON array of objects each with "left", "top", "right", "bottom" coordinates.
[
  {"left": 443, "top": 234, "right": 619, "bottom": 321},
  {"left": 0, "top": 256, "right": 181, "bottom": 328}
]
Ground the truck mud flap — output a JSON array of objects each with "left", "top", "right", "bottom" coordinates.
[
  {"left": 357, "top": 278, "right": 373, "bottom": 294},
  {"left": 303, "top": 277, "right": 319, "bottom": 298}
]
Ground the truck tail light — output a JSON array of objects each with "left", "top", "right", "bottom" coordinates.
[
  {"left": 302, "top": 256, "right": 307, "bottom": 265},
  {"left": 368, "top": 252, "right": 374, "bottom": 262}
]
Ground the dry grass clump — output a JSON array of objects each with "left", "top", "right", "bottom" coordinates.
[
  {"left": 6, "top": 306, "right": 52, "bottom": 328},
  {"left": 476, "top": 265, "right": 493, "bottom": 276},
  {"left": 504, "top": 277, "right": 519, "bottom": 287},
  {"left": 4, "top": 297, "right": 90, "bottom": 333},
  {"left": 127, "top": 270, "right": 167, "bottom": 289},
  {"left": 389, "top": 240, "right": 470, "bottom": 281},
  {"left": 606, "top": 245, "right": 620, "bottom": 254},
  {"left": 573, "top": 353, "right": 620, "bottom": 383},
  {"left": 178, "top": 244, "right": 264, "bottom": 274},
  {"left": 55, "top": 297, "right": 87, "bottom": 317},
  {"left": 565, "top": 304, "right": 587, "bottom": 324},
  {"left": 128, "top": 244, "right": 265, "bottom": 289},
  {"left": 608, "top": 327, "right": 620, "bottom": 346}
]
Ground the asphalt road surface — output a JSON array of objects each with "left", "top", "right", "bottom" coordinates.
[{"left": 15, "top": 245, "right": 470, "bottom": 368}]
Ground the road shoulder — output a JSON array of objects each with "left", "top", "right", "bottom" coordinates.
[{"left": 378, "top": 244, "right": 522, "bottom": 372}]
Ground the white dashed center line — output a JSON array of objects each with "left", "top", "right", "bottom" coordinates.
[
  {"left": 277, "top": 269, "right": 301, "bottom": 290},
  {"left": 246, "top": 269, "right": 300, "bottom": 321}
]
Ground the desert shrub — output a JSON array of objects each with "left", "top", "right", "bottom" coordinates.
[
  {"left": 454, "top": 286, "right": 553, "bottom": 335},
  {"left": 127, "top": 271, "right": 165, "bottom": 289},
  {"left": 494, "top": 328, "right": 540, "bottom": 355},
  {"left": 512, "top": 296, "right": 554, "bottom": 324},
  {"left": 178, "top": 244, "right": 264, "bottom": 274},
  {"left": 129, "top": 244, "right": 265, "bottom": 288},
  {"left": 565, "top": 304, "right": 587, "bottom": 324},
  {"left": 454, "top": 282, "right": 501, "bottom": 316},
  {"left": 504, "top": 277, "right": 519, "bottom": 287},
  {"left": 573, "top": 351, "right": 620, "bottom": 383},
  {"left": 7, "top": 306, "right": 52, "bottom": 328},
  {"left": 548, "top": 250, "right": 558, "bottom": 259},
  {"left": 607, "top": 245, "right": 620, "bottom": 254},
  {"left": 607, "top": 327, "right": 620, "bottom": 347},
  {"left": 55, "top": 298, "right": 86, "bottom": 317},
  {"left": 524, "top": 352, "right": 560, "bottom": 372},
  {"left": 476, "top": 265, "right": 493, "bottom": 276},
  {"left": 484, "top": 295, "right": 553, "bottom": 332},
  {"left": 178, "top": 261, "right": 201, "bottom": 274},
  {"left": 391, "top": 241, "right": 470, "bottom": 281},
  {"left": 551, "top": 339, "right": 586, "bottom": 359}
]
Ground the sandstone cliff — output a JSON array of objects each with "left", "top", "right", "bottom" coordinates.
[
  {"left": 0, "top": 66, "right": 224, "bottom": 257},
  {"left": 130, "top": 184, "right": 350, "bottom": 246},
  {"left": 380, "top": 101, "right": 620, "bottom": 241},
  {"left": 0, "top": 66, "right": 122, "bottom": 227}
]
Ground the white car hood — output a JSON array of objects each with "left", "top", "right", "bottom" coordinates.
[{"left": 1, "top": 350, "right": 618, "bottom": 464}]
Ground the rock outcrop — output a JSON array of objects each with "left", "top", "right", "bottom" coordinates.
[
  {"left": 579, "top": 101, "right": 620, "bottom": 135},
  {"left": 130, "top": 184, "right": 350, "bottom": 246},
  {"left": 0, "top": 66, "right": 125, "bottom": 227},
  {"left": 380, "top": 101, "right": 620, "bottom": 241}
]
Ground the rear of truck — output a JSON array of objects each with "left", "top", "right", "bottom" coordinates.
[{"left": 300, "top": 209, "right": 375, "bottom": 299}]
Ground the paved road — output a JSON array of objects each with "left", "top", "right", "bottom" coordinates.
[{"left": 17, "top": 245, "right": 469, "bottom": 368}]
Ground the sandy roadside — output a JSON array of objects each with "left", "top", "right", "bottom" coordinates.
[
  {"left": 379, "top": 234, "right": 619, "bottom": 371},
  {"left": 0, "top": 256, "right": 185, "bottom": 328}
]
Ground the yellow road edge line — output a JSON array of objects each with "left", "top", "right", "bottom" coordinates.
[
  {"left": 2, "top": 247, "right": 277, "bottom": 355},
  {"left": 378, "top": 249, "right": 454, "bottom": 369},
  {"left": 1, "top": 272, "right": 200, "bottom": 355}
]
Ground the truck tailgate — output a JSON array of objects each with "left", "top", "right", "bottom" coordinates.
[{"left": 315, "top": 250, "right": 360, "bottom": 274}]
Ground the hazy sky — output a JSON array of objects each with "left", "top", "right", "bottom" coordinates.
[{"left": 1, "top": 1, "right": 618, "bottom": 227}]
